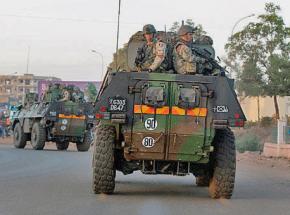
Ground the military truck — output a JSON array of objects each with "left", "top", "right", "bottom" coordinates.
[
  {"left": 12, "top": 85, "right": 95, "bottom": 152},
  {"left": 92, "top": 31, "right": 246, "bottom": 198}
]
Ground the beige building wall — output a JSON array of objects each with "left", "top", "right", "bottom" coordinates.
[
  {"left": 240, "top": 96, "right": 289, "bottom": 121},
  {"left": 0, "top": 74, "right": 60, "bottom": 104}
]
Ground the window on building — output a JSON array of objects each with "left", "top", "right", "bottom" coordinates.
[
  {"left": 5, "top": 80, "right": 11, "bottom": 85},
  {"left": 6, "top": 88, "right": 11, "bottom": 93},
  {"left": 25, "top": 80, "right": 30, "bottom": 85}
]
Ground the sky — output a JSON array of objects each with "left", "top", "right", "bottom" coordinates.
[{"left": 0, "top": 0, "right": 289, "bottom": 81}]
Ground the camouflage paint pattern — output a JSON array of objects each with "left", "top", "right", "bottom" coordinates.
[
  {"left": 95, "top": 72, "right": 246, "bottom": 164},
  {"left": 12, "top": 99, "right": 95, "bottom": 142}
]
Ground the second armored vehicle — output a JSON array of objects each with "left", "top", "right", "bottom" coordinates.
[{"left": 12, "top": 84, "right": 95, "bottom": 151}]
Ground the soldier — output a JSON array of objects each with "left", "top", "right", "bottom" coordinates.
[
  {"left": 135, "top": 24, "right": 169, "bottom": 73},
  {"left": 173, "top": 25, "right": 207, "bottom": 74},
  {"left": 72, "top": 86, "right": 84, "bottom": 102}
]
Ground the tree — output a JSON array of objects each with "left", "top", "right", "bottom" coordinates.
[
  {"left": 85, "top": 83, "right": 98, "bottom": 102},
  {"left": 225, "top": 2, "right": 290, "bottom": 119}
]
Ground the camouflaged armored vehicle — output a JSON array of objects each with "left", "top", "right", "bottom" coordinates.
[
  {"left": 12, "top": 85, "right": 95, "bottom": 152},
  {"left": 92, "top": 31, "right": 246, "bottom": 199}
]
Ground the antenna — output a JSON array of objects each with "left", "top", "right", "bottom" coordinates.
[{"left": 115, "top": 0, "right": 122, "bottom": 71}]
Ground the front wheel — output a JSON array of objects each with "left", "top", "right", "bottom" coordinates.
[
  {"left": 92, "top": 125, "right": 116, "bottom": 194},
  {"left": 208, "top": 128, "right": 236, "bottom": 199},
  {"left": 13, "top": 122, "right": 27, "bottom": 148},
  {"left": 31, "top": 122, "right": 46, "bottom": 150}
]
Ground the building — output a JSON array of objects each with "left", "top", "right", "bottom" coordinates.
[{"left": 0, "top": 74, "right": 60, "bottom": 104}]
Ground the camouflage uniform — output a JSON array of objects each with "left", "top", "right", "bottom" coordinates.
[
  {"left": 173, "top": 25, "right": 205, "bottom": 74},
  {"left": 135, "top": 24, "right": 168, "bottom": 73}
]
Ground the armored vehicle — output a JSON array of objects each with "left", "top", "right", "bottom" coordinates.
[
  {"left": 12, "top": 85, "right": 95, "bottom": 152},
  {"left": 92, "top": 31, "right": 246, "bottom": 198}
]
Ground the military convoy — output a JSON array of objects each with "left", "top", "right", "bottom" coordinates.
[
  {"left": 91, "top": 31, "right": 246, "bottom": 199},
  {"left": 12, "top": 84, "right": 95, "bottom": 151}
]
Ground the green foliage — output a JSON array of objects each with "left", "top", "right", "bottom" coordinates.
[
  {"left": 225, "top": 2, "right": 290, "bottom": 119},
  {"left": 86, "top": 83, "right": 98, "bottom": 102},
  {"left": 244, "top": 121, "right": 259, "bottom": 128},
  {"left": 260, "top": 116, "right": 274, "bottom": 127},
  {"left": 236, "top": 133, "right": 261, "bottom": 153},
  {"left": 109, "top": 44, "right": 129, "bottom": 71}
]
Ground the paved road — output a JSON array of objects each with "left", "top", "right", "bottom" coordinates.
[{"left": 0, "top": 144, "right": 290, "bottom": 215}]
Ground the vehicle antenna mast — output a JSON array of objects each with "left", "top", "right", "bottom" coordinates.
[{"left": 115, "top": 0, "right": 122, "bottom": 71}]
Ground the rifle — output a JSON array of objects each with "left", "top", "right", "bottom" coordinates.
[
  {"left": 191, "top": 47, "right": 227, "bottom": 75},
  {"left": 134, "top": 47, "right": 146, "bottom": 70}
]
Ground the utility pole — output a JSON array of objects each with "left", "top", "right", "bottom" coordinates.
[
  {"left": 91, "top": 50, "right": 104, "bottom": 79},
  {"left": 26, "top": 46, "right": 30, "bottom": 74}
]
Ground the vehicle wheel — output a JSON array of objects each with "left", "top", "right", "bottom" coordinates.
[
  {"left": 56, "top": 141, "right": 69, "bottom": 150},
  {"left": 77, "top": 129, "right": 92, "bottom": 152},
  {"left": 92, "top": 125, "right": 116, "bottom": 194},
  {"left": 209, "top": 128, "right": 236, "bottom": 199},
  {"left": 13, "top": 122, "right": 27, "bottom": 148},
  {"left": 31, "top": 122, "right": 46, "bottom": 150},
  {"left": 196, "top": 175, "right": 210, "bottom": 187}
]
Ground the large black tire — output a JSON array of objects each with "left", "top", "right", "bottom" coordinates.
[
  {"left": 31, "top": 122, "right": 46, "bottom": 150},
  {"left": 13, "top": 122, "right": 27, "bottom": 148},
  {"left": 208, "top": 128, "right": 236, "bottom": 199},
  {"left": 196, "top": 175, "right": 210, "bottom": 187},
  {"left": 56, "top": 141, "right": 69, "bottom": 150},
  {"left": 92, "top": 125, "right": 116, "bottom": 194},
  {"left": 76, "top": 130, "right": 92, "bottom": 152}
]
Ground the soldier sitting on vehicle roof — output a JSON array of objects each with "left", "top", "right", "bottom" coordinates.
[
  {"left": 72, "top": 86, "right": 84, "bottom": 103},
  {"left": 134, "top": 24, "right": 171, "bottom": 73},
  {"left": 173, "top": 25, "right": 208, "bottom": 75}
]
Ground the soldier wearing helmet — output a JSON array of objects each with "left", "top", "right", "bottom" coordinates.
[
  {"left": 173, "top": 25, "right": 206, "bottom": 74},
  {"left": 134, "top": 24, "right": 168, "bottom": 73}
]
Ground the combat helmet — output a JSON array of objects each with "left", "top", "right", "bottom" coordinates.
[
  {"left": 143, "top": 24, "right": 156, "bottom": 34},
  {"left": 177, "top": 25, "right": 195, "bottom": 36}
]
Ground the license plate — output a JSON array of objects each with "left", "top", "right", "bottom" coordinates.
[{"left": 108, "top": 96, "right": 127, "bottom": 112}]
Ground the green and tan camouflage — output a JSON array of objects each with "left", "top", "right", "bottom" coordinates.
[
  {"left": 92, "top": 30, "right": 246, "bottom": 198},
  {"left": 12, "top": 85, "right": 95, "bottom": 151}
]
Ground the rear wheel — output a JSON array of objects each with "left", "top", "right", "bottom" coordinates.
[
  {"left": 31, "top": 122, "right": 46, "bottom": 150},
  {"left": 13, "top": 122, "right": 27, "bottom": 148},
  {"left": 208, "top": 128, "right": 236, "bottom": 199},
  {"left": 92, "top": 125, "right": 116, "bottom": 194},
  {"left": 76, "top": 130, "right": 92, "bottom": 152},
  {"left": 56, "top": 141, "right": 69, "bottom": 150}
]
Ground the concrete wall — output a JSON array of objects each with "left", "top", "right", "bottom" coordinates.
[
  {"left": 239, "top": 96, "right": 289, "bottom": 122},
  {"left": 263, "top": 143, "right": 290, "bottom": 159}
]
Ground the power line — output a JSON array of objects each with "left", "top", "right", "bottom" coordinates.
[{"left": 0, "top": 14, "right": 142, "bottom": 25}]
